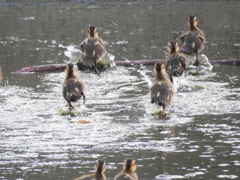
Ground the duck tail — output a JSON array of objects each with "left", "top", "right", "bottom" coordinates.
[
  {"left": 157, "top": 100, "right": 166, "bottom": 107},
  {"left": 69, "top": 93, "right": 77, "bottom": 101},
  {"left": 151, "top": 98, "right": 166, "bottom": 107},
  {"left": 179, "top": 47, "right": 192, "bottom": 54},
  {"left": 82, "top": 92, "right": 86, "bottom": 104}
]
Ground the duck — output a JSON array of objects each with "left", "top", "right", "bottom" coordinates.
[
  {"left": 165, "top": 42, "right": 187, "bottom": 83},
  {"left": 114, "top": 158, "right": 138, "bottom": 180},
  {"left": 150, "top": 63, "right": 174, "bottom": 117},
  {"left": 179, "top": 16, "right": 206, "bottom": 66},
  {"left": 63, "top": 63, "right": 85, "bottom": 109},
  {"left": 79, "top": 26, "right": 106, "bottom": 73},
  {"left": 74, "top": 160, "right": 107, "bottom": 180}
]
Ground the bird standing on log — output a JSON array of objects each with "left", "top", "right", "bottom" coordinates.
[
  {"left": 80, "top": 26, "right": 106, "bottom": 73},
  {"left": 179, "top": 16, "right": 206, "bottom": 66},
  {"left": 165, "top": 42, "right": 187, "bottom": 83}
]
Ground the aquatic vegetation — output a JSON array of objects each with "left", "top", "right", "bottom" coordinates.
[
  {"left": 77, "top": 59, "right": 111, "bottom": 72},
  {"left": 151, "top": 109, "right": 170, "bottom": 118},
  {"left": 59, "top": 109, "right": 77, "bottom": 117},
  {"left": 188, "top": 69, "right": 199, "bottom": 76}
]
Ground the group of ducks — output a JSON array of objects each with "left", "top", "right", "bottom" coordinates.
[
  {"left": 74, "top": 158, "right": 137, "bottom": 180},
  {"left": 63, "top": 15, "right": 206, "bottom": 117}
]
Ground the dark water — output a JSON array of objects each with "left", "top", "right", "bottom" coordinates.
[{"left": 0, "top": 0, "right": 240, "bottom": 180}]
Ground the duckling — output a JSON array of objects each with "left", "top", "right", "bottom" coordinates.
[
  {"left": 150, "top": 63, "right": 174, "bottom": 117},
  {"left": 63, "top": 63, "right": 85, "bottom": 109},
  {"left": 165, "top": 42, "right": 187, "bottom": 83},
  {"left": 114, "top": 158, "right": 138, "bottom": 180},
  {"left": 179, "top": 16, "right": 206, "bottom": 66},
  {"left": 80, "top": 26, "right": 106, "bottom": 73},
  {"left": 74, "top": 160, "right": 107, "bottom": 180}
]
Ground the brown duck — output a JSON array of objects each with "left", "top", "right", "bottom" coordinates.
[
  {"left": 165, "top": 42, "right": 187, "bottom": 83},
  {"left": 150, "top": 63, "right": 174, "bottom": 117},
  {"left": 74, "top": 160, "right": 107, "bottom": 180},
  {"left": 179, "top": 16, "right": 206, "bottom": 66},
  {"left": 80, "top": 26, "right": 105, "bottom": 72},
  {"left": 63, "top": 63, "right": 85, "bottom": 109},
  {"left": 114, "top": 158, "right": 138, "bottom": 180}
]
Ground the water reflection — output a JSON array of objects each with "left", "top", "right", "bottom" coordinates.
[
  {"left": 0, "top": 1, "right": 240, "bottom": 180},
  {"left": 0, "top": 66, "right": 2, "bottom": 83}
]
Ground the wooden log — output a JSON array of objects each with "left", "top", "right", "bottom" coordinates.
[
  {"left": 115, "top": 59, "right": 164, "bottom": 66},
  {"left": 115, "top": 59, "right": 240, "bottom": 66},
  {"left": 13, "top": 64, "right": 66, "bottom": 73},
  {"left": 210, "top": 59, "right": 240, "bottom": 66},
  {"left": 12, "top": 59, "right": 240, "bottom": 73}
]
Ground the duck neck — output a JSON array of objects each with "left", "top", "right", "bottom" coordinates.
[
  {"left": 66, "top": 70, "right": 75, "bottom": 80},
  {"left": 170, "top": 50, "right": 176, "bottom": 54},
  {"left": 155, "top": 73, "right": 166, "bottom": 81},
  {"left": 66, "top": 74, "right": 73, "bottom": 79},
  {"left": 190, "top": 25, "right": 205, "bottom": 37},
  {"left": 89, "top": 33, "right": 98, "bottom": 38},
  {"left": 96, "top": 168, "right": 103, "bottom": 175},
  {"left": 190, "top": 24, "right": 198, "bottom": 31}
]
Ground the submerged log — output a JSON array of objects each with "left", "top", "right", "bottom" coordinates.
[{"left": 12, "top": 59, "right": 240, "bottom": 73}]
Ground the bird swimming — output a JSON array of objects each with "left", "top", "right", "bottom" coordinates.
[
  {"left": 150, "top": 63, "right": 174, "bottom": 117},
  {"left": 63, "top": 63, "right": 85, "bottom": 109},
  {"left": 74, "top": 160, "right": 107, "bottom": 180},
  {"left": 114, "top": 158, "right": 138, "bottom": 180}
]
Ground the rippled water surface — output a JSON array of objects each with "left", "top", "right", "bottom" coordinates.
[{"left": 0, "top": 1, "right": 240, "bottom": 180}]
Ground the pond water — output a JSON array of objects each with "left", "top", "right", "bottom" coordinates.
[{"left": 0, "top": 0, "right": 240, "bottom": 180}]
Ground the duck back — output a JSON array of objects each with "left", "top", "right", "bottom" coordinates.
[
  {"left": 114, "top": 173, "right": 137, "bottom": 180},
  {"left": 81, "top": 37, "right": 105, "bottom": 66},
  {"left": 75, "top": 174, "right": 106, "bottom": 180},
  {"left": 165, "top": 53, "right": 187, "bottom": 78},
  {"left": 150, "top": 80, "right": 173, "bottom": 107},
  {"left": 63, "top": 78, "right": 84, "bottom": 103},
  {"left": 180, "top": 31, "right": 204, "bottom": 55}
]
